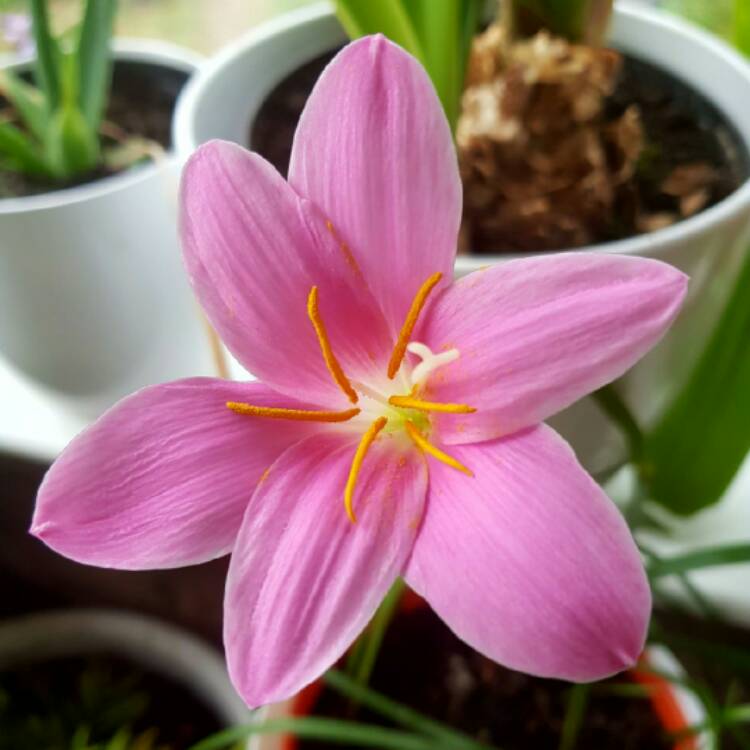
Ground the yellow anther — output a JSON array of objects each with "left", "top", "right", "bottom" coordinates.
[
  {"left": 344, "top": 416, "right": 388, "bottom": 524},
  {"left": 227, "top": 403, "right": 360, "bottom": 422},
  {"left": 388, "top": 395, "right": 476, "bottom": 414},
  {"left": 387, "top": 272, "right": 443, "bottom": 379},
  {"left": 404, "top": 421, "right": 473, "bottom": 477},
  {"left": 307, "top": 286, "right": 358, "bottom": 403}
]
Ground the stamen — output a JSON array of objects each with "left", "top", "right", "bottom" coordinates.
[
  {"left": 387, "top": 272, "right": 443, "bottom": 379},
  {"left": 405, "top": 421, "right": 473, "bottom": 476},
  {"left": 388, "top": 395, "right": 476, "bottom": 414},
  {"left": 227, "top": 403, "right": 360, "bottom": 422},
  {"left": 344, "top": 416, "right": 388, "bottom": 523},
  {"left": 307, "top": 286, "right": 358, "bottom": 404}
]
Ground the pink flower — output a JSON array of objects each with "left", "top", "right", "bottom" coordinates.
[{"left": 32, "top": 36, "right": 686, "bottom": 708}]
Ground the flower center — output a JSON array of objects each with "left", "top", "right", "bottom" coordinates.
[{"left": 227, "top": 271, "right": 476, "bottom": 523}]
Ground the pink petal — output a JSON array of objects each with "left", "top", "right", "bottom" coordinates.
[
  {"left": 225, "top": 431, "right": 427, "bottom": 707},
  {"left": 31, "top": 379, "right": 319, "bottom": 570},
  {"left": 289, "top": 36, "right": 462, "bottom": 332},
  {"left": 405, "top": 425, "right": 651, "bottom": 682},
  {"left": 180, "top": 141, "right": 393, "bottom": 406},
  {"left": 420, "top": 253, "right": 687, "bottom": 444}
]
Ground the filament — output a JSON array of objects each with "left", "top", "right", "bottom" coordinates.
[{"left": 404, "top": 421, "right": 473, "bottom": 476}]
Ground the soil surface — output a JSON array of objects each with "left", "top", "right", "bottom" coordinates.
[
  {"left": 601, "top": 55, "right": 747, "bottom": 238},
  {"left": 298, "top": 606, "right": 672, "bottom": 750},
  {"left": 249, "top": 48, "right": 747, "bottom": 253},
  {"left": 0, "top": 654, "right": 222, "bottom": 749},
  {"left": 0, "top": 60, "right": 187, "bottom": 199}
]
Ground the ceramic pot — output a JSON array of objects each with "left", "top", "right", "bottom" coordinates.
[
  {"left": 0, "top": 608, "right": 250, "bottom": 732},
  {"left": 0, "top": 41, "right": 215, "bottom": 404},
  {"left": 173, "top": 2, "right": 750, "bottom": 472}
]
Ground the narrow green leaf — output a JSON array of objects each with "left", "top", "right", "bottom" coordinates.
[
  {"left": 591, "top": 384, "right": 644, "bottom": 461},
  {"left": 29, "top": 0, "right": 60, "bottom": 111},
  {"left": 349, "top": 578, "right": 405, "bottom": 689},
  {"left": 0, "top": 70, "right": 47, "bottom": 142},
  {"left": 187, "top": 717, "right": 463, "bottom": 750},
  {"left": 643, "top": 248, "right": 750, "bottom": 515},
  {"left": 647, "top": 544, "right": 750, "bottom": 579},
  {"left": 324, "top": 670, "right": 490, "bottom": 750},
  {"left": 45, "top": 104, "right": 99, "bottom": 179},
  {"left": 333, "top": 0, "right": 427, "bottom": 65},
  {"left": 558, "top": 684, "right": 590, "bottom": 750},
  {"left": 77, "top": 0, "right": 117, "bottom": 130},
  {"left": 0, "top": 120, "right": 50, "bottom": 175},
  {"left": 406, "top": 0, "right": 463, "bottom": 130}
]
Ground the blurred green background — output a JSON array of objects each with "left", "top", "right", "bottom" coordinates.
[{"left": 0, "top": 0, "right": 315, "bottom": 54}]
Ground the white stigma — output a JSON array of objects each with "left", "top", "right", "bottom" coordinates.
[{"left": 407, "top": 342, "right": 459, "bottom": 388}]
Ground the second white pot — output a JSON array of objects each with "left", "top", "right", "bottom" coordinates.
[{"left": 174, "top": 2, "right": 750, "bottom": 471}]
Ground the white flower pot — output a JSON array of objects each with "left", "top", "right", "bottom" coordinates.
[
  {"left": 0, "top": 41, "right": 212, "bottom": 404},
  {"left": 173, "top": 1, "right": 750, "bottom": 471},
  {"left": 0, "top": 609, "right": 251, "bottom": 735}
]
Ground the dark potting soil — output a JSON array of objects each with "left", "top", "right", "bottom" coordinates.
[
  {"left": 0, "top": 653, "right": 222, "bottom": 749},
  {"left": 249, "top": 48, "right": 747, "bottom": 252},
  {"left": 299, "top": 607, "right": 672, "bottom": 750},
  {"left": 0, "top": 59, "right": 188, "bottom": 199}
]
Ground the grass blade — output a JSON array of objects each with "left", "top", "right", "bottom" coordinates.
[
  {"left": 0, "top": 120, "right": 50, "bottom": 175},
  {"left": 647, "top": 544, "right": 750, "bottom": 579},
  {"left": 0, "top": 70, "right": 47, "bottom": 142},
  {"left": 29, "top": 0, "right": 60, "bottom": 111},
  {"left": 325, "top": 670, "right": 491, "bottom": 750},
  {"left": 558, "top": 684, "right": 590, "bottom": 750},
  {"left": 187, "top": 717, "right": 466, "bottom": 750},
  {"left": 333, "top": 0, "right": 426, "bottom": 64},
  {"left": 77, "top": 0, "right": 117, "bottom": 130}
]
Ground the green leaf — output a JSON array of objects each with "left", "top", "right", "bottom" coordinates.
[
  {"left": 187, "top": 717, "right": 464, "bottom": 750},
  {"left": 45, "top": 104, "right": 99, "bottom": 179},
  {"left": 346, "top": 578, "right": 406, "bottom": 689},
  {"left": 407, "top": 0, "right": 464, "bottom": 130},
  {"left": 647, "top": 543, "right": 750, "bottom": 579},
  {"left": 558, "top": 684, "right": 590, "bottom": 750},
  {"left": 324, "top": 670, "right": 489, "bottom": 750},
  {"left": 591, "top": 384, "right": 644, "bottom": 461},
  {"left": 29, "top": 0, "right": 60, "bottom": 111},
  {"left": 77, "top": 0, "right": 117, "bottom": 130},
  {"left": 0, "top": 120, "right": 51, "bottom": 175},
  {"left": 0, "top": 70, "right": 48, "bottom": 142},
  {"left": 643, "top": 248, "right": 750, "bottom": 515},
  {"left": 333, "top": 0, "right": 426, "bottom": 63}
]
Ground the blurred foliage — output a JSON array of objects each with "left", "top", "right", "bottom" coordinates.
[
  {"left": 333, "top": 0, "right": 483, "bottom": 131},
  {"left": 0, "top": 657, "right": 171, "bottom": 750},
  {"left": 661, "top": 0, "right": 750, "bottom": 56}
]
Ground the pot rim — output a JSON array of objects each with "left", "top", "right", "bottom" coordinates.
[
  {"left": 0, "top": 38, "right": 202, "bottom": 216},
  {"left": 172, "top": 0, "right": 750, "bottom": 265},
  {"left": 0, "top": 607, "right": 250, "bottom": 728}
]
